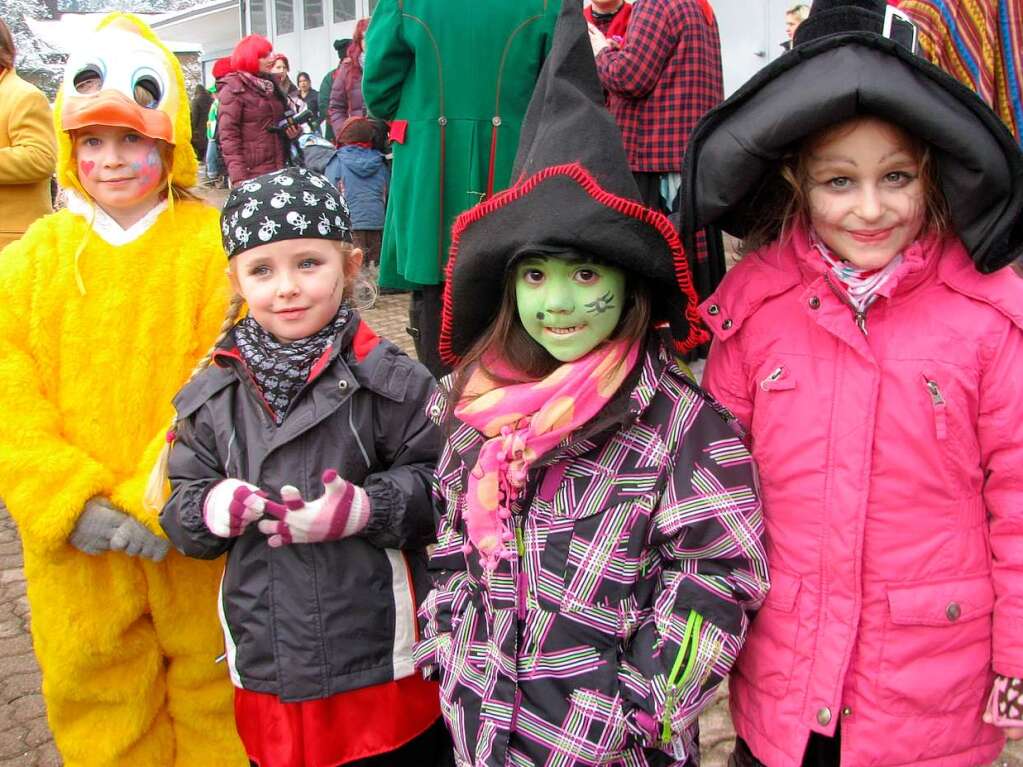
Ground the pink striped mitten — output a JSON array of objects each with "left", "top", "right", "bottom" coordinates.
[{"left": 257, "top": 469, "right": 371, "bottom": 547}]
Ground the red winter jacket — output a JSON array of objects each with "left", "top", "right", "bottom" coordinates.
[{"left": 217, "top": 70, "right": 289, "bottom": 185}]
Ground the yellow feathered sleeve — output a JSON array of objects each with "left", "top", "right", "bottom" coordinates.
[
  {"left": 0, "top": 223, "right": 116, "bottom": 553},
  {"left": 108, "top": 213, "right": 230, "bottom": 529}
]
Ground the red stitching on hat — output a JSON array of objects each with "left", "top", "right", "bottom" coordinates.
[{"left": 439, "top": 162, "right": 709, "bottom": 365}]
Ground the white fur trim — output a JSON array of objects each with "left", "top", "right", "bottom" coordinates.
[{"left": 66, "top": 189, "right": 168, "bottom": 246}]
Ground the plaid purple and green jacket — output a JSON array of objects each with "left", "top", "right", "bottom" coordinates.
[{"left": 414, "top": 340, "right": 769, "bottom": 766}]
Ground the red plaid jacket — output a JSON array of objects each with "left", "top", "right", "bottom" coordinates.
[{"left": 595, "top": 0, "right": 723, "bottom": 173}]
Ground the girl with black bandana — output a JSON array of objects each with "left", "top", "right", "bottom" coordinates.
[{"left": 155, "top": 166, "right": 450, "bottom": 767}]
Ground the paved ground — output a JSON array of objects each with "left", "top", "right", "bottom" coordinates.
[{"left": 1, "top": 186, "right": 1020, "bottom": 764}]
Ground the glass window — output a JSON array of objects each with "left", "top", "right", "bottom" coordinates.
[
  {"left": 250, "top": 0, "right": 267, "bottom": 35},
  {"left": 333, "top": 0, "right": 356, "bottom": 22},
  {"left": 304, "top": 0, "right": 324, "bottom": 28},
  {"left": 275, "top": 0, "right": 294, "bottom": 34}
]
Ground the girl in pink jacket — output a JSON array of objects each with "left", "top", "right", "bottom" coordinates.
[{"left": 679, "top": 1, "right": 1023, "bottom": 765}]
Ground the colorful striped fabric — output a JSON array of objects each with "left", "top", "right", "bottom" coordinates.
[
  {"left": 415, "top": 339, "right": 769, "bottom": 766},
  {"left": 898, "top": 0, "right": 1023, "bottom": 144}
]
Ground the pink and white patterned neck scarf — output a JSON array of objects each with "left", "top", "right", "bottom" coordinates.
[
  {"left": 811, "top": 229, "right": 905, "bottom": 315},
  {"left": 454, "top": 339, "right": 641, "bottom": 570}
]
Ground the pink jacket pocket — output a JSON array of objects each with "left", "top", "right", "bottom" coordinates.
[{"left": 880, "top": 575, "right": 995, "bottom": 714}]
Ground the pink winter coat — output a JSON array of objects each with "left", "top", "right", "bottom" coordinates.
[{"left": 700, "top": 223, "right": 1023, "bottom": 767}]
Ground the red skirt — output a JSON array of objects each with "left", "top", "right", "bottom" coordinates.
[{"left": 235, "top": 674, "right": 441, "bottom": 767}]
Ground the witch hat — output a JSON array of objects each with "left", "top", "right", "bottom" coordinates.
[
  {"left": 438, "top": 0, "right": 706, "bottom": 365},
  {"left": 679, "top": 0, "right": 1023, "bottom": 273}
]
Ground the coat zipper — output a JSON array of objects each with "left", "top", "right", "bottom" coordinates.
[
  {"left": 923, "top": 376, "right": 947, "bottom": 440},
  {"left": 823, "top": 275, "right": 868, "bottom": 336},
  {"left": 661, "top": 610, "right": 703, "bottom": 743}
]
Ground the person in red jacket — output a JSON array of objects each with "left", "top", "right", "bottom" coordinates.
[
  {"left": 217, "top": 35, "right": 299, "bottom": 185},
  {"left": 589, "top": 0, "right": 727, "bottom": 323}
]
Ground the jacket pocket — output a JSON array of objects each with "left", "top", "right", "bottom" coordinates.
[
  {"left": 879, "top": 574, "right": 994, "bottom": 715},
  {"left": 734, "top": 568, "right": 802, "bottom": 698},
  {"left": 921, "top": 370, "right": 978, "bottom": 498}
]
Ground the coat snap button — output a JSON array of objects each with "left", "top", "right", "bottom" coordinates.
[
  {"left": 722, "top": 319, "right": 733, "bottom": 330},
  {"left": 492, "top": 116, "right": 502, "bottom": 127},
  {"left": 841, "top": 706, "right": 853, "bottom": 717},
  {"left": 438, "top": 116, "right": 448, "bottom": 126},
  {"left": 338, "top": 380, "right": 349, "bottom": 392},
  {"left": 816, "top": 707, "right": 832, "bottom": 726},
  {"left": 809, "top": 296, "right": 821, "bottom": 310},
  {"left": 946, "top": 602, "right": 961, "bottom": 621},
  {"left": 429, "top": 405, "right": 441, "bottom": 418},
  {"left": 707, "top": 304, "right": 720, "bottom": 315}
]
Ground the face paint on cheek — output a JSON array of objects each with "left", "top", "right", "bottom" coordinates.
[
  {"left": 584, "top": 291, "right": 616, "bottom": 315},
  {"left": 79, "top": 160, "right": 95, "bottom": 177}
]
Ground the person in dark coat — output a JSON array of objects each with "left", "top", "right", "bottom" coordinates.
[
  {"left": 160, "top": 167, "right": 450, "bottom": 767},
  {"left": 189, "top": 82, "right": 213, "bottom": 163},
  {"left": 418, "top": 4, "right": 768, "bottom": 764},
  {"left": 318, "top": 38, "right": 351, "bottom": 143},
  {"left": 217, "top": 35, "right": 298, "bottom": 185},
  {"left": 328, "top": 18, "right": 369, "bottom": 137},
  {"left": 296, "top": 70, "right": 320, "bottom": 128}
]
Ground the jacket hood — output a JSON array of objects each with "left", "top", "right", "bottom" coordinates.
[
  {"left": 679, "top": 1, "right": 1023, "bottom": 274},
  {"left": 55, "top": 13, "right": 198, "bottom": 191},
  {"left": 339, "top": 145, "right": 384, "bottom": 177}
]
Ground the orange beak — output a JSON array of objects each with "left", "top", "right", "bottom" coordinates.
[{"left": 62, "top": 90, "right": 173, "bottom": 143}]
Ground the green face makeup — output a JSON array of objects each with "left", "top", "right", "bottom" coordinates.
[{"left": 515, "top": 255, "right": 626, "bottom": 362}]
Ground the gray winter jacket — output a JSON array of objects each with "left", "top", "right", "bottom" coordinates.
[{"left": 160, "top": 315, "right": 441, "bottom": 702}]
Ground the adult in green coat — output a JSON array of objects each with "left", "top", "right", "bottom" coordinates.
[{"left": 363, "top": 0, "right": 558, "bottom": 376}]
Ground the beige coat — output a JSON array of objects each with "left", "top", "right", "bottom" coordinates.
[{"left": 0, "top": 69, "right": 55, "bottom": 250}]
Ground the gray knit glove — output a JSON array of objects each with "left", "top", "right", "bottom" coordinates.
[
  {"left": 110, "top": 516, "right": 169, "bottom": 562},
  {"left": 69, "top": 498, "right": 169, "bottom": 561}
]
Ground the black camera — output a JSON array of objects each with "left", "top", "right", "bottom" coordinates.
[{"left": 271, "top": 106, "right": 315, "bottom": 133}]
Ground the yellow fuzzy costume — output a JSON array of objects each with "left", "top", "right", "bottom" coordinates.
[{"left": 0, "top": 14, "right": 245, "bottom": 767}]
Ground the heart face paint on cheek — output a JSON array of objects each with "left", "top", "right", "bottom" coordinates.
[{"left": 80, "top": 160, "right": 95, "bottom": 177}]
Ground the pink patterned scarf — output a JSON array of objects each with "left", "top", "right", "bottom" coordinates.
[{"left": 454, "top": 339, "right": 641, "bottom": 570}]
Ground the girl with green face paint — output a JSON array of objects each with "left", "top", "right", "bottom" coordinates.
[
  {"left": 419, "top": 2, "right": 767, "bottom": 763},
  {"left": 514, "top": 254, "right": 626, "bottom": 362}
]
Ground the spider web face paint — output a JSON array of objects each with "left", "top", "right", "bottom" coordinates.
[{"left": 515, "top": 256, "right": 626, "bottom": 362}]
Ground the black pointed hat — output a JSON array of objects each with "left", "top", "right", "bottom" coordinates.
[
  {"left": 679, "top": 0, "right": 1023, "bottom": 273},
  {"left": 438, "top": 0, "right": 706, "bottom": 365}
]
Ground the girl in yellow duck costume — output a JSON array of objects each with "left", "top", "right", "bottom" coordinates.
[{"left": 0, "top": 14, "right": 246, "bottom": 767}]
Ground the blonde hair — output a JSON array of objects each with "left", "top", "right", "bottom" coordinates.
[
  {"left": 787, "top": 4, "right": 810, "bottom": 21},
  {"left": 143, "top": 292, "right": 245, "bottom": 511},
  {"left": 739, "top": 116, "right": 951, "bottom": 255},
  {"left": 143, "top": 240, "right": 369, "bottom": 511}
]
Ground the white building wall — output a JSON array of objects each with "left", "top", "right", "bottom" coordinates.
[
  {"left": 712, "top": 0, "right": 799, "bottom": 96},
  {"left": 248, "top": 0, "right": 377, "bottom": 86}
]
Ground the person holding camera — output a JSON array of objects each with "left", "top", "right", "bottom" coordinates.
[{"left": 218, "top": 35, "right": 300, "bottom": 185}]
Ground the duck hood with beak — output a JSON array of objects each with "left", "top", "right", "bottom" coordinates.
[{"left": 55, "top": 13, "right": 198, "bottom": 193}]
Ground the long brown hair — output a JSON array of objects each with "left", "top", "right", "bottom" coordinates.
[
  {"left": 0, "top": 19, "right": 14, "bottom": 72},
  {"left": 447, "top": 260, "right": 652, "bottom": 417},
  {"left": 740, "top": 116, "right": 951, "bottom": 255}
]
